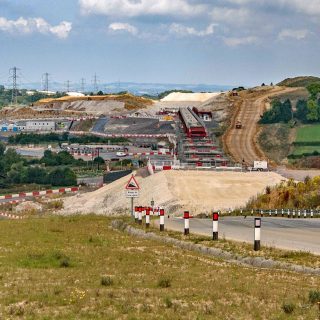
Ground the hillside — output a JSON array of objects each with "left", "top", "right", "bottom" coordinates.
[
  {"left": 246, "top": 176, "right": 320, "bottom": 210},
  {"left": 35, "top": 93, "right": 154, "bottom": 115},
  {"left": 278, "top": 76, "right": 320, "bottom": 88}
]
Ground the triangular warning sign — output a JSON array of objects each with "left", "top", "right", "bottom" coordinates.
[{"left": 125, "top": 175, "right": 140, "bottom": 190}]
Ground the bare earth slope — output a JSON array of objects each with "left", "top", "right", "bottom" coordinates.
[
  {"left": 223, "top": 86, "right": 299, "bottom": 165},
  {"left": 63, "top": 171, "right": 284, "bottom": 215}
]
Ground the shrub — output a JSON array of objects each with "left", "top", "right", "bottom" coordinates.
[
  {"left": 157, "top": 277, "right": 171, "bottom": 288},
  {"left": 309, "top": 290, "right": 320, "bottom": 304},
  {"left": 282, "top": 302, "right": 295, "bottom": 314},
  {"left": 60, "top": 258, "right": 70, "bottom": 268},
  {"left": 101, "top": 276, "right": 113, "bottom": 286},
  {"left": 164, "top": 297, "right": 173, "bottom": 308}
]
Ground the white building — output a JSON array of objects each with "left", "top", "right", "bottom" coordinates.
[{"left": 24, "top": 121, "right": 56, "bottom": 131}]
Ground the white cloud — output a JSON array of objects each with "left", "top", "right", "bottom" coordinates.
[
  {"left": 278, "top": 29, "right": 309, "bottom": 40},
  {"left": 109, "top": 22, "right": 138, "bottom": 35},
  {"left": 79, "top": 0, "right": 205, "bottom": 17},
  {"left": 169, "top": 23, "right": 216, "bottom": 37},
  {"left": 0, "top": 17, "right": 72, "bottom": 39},
  {"left": 211, "top": 7, "right": 251, "bottom": 25},
  {"left": 223, "top": 36, "right": 258, "bottom": 46}
]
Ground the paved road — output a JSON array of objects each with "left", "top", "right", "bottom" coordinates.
[{"left": 165, "top": 216, "right": 320, "bottom": 254}]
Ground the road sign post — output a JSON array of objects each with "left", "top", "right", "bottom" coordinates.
[{"left": 125, "top": 175, "right": 140, "bottom": 218}]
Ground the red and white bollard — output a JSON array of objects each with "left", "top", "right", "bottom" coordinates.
[
  {"left": 212, "top": 211, "right": 219, "bottom": 240},
  {"left": 138, "top": 206, "right": 142, "bottom": 225},
  {"left": 146, "top": 207, "right": 150, "bottom": 228},
  {"left": 134, "top": 206, "right": 138, "bottom": 223},
  {"left": 254, "top": 218, "right": 261, "bottom": 251},
  {"left": 184, "top": 211, "right": 190, "bottom": 235},
  {"left": 160, "top": 209, "right": 165, "bottom": 231}
]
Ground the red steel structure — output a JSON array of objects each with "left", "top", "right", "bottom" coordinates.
[{"left": 179, "top": 107, "right": 207, "bottom": 138}]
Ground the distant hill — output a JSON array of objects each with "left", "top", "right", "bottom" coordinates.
[{"left": 278, "top": 76, "right": 320, "bottom": 88}]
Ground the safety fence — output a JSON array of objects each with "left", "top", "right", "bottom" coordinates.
[{"left": 0, "top": 187, "right": 79, "bottom": 201}]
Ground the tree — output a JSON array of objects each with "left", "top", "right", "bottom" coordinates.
[
  {"left": 294, "top": 100, "right": 308, "bottom": 123},
  {"left": 306, "top": 99, "right": 320, "bottom": 121},
  {"left": 307, "top": 83, "right": 320, "bottom": 100},
  {"left": 3, "top": 148, "right": 23, "bottom": 170},
  {"left": 25, "top": 166, "right": 47, "bottom": 184},
  {"left": 48, "top": 168, "right": 76, "bottom": 186},
  {"left": 0, "top": 141, "right": 5, "bottom": 157},
  {"left": 7, "top": 162, "right": 26, "bottom": 184},
  {"left": 57, "top": 151, "right": 74, "bottom": 165}
]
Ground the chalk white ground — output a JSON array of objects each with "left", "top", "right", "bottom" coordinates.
[
  {"left": 161, "top": 92, "right": 221, "bottom": 102},
  {"left": 62, "top": 171, "right": 284, "bottom": 215}
]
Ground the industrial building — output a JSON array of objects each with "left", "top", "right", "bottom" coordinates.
[
  {"left": 17, "top": 120, "right": 56, "bottom": 132},
  {"left": 179, "top": 107, "right": 207, "bottom": 138}
]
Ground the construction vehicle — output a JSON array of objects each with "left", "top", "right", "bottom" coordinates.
[
  {"left": 235, "top": 120, "right": 242, "bottom": 129},
  {"left": 248, "top": 161, "right": 268, "bottom": 171}
]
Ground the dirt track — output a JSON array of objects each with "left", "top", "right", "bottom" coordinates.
[{"left": 223, "top": 86, "right": 299, "bottom": 165}]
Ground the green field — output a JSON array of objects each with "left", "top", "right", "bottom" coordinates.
[
  {"left": 292, "top": 125, "right": 320, "bottom": 156},
  {"left": 296, "top": 125, "right": 320, "bottom": 143},
  {"left": 0, "top": 215, "right": 319, "bottom": 319},
  {"left": 292, "top": 145, "right": 320, "bottom": 156}
]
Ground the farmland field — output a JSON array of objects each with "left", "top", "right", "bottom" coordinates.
[
  {"left": 296, "top": 125, "right": 320, "bottom": 143},
  {"left": 0, "top": 215, "right": 319, "bottom": 319},
  {"left": 292, "top": 125, "right": 320, "bottom": 156}
]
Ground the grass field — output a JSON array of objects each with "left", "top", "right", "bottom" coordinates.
[
  {"left": 0, "top": 215, "right": 319, "bottom": 319},
  {"left": 296, "top": 125, "right": 320, "bottom": 143},
  {"left": 291, "top": 125, "right": 320, "bottom": 156}
]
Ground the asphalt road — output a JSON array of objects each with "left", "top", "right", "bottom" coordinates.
[{"left": 164, "top": 216, "right": 320, "bottom": 254}]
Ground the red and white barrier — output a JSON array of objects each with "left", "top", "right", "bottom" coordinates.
[
  {"left": 0, "top": 212, "right": 25, "bottom": 220},
  {"left": 184, "top": 211, "right": 190, "bottom": 235},
  {"left": 0, "top": 187, "right": 79, "bottom": 201},
  {"left": 146, "top": 207, "right": 150, "bottom": 228},
  {"left": 159, "top": 209, "right": 165, "bottom": 231}
]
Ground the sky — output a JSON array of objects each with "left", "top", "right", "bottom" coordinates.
[{"left": 0, "top": 0, "right": 320, "bottom": 87}]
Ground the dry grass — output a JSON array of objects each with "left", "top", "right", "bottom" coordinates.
[{"left": 0, "top": 215, "right": 319, "bottom": 319}]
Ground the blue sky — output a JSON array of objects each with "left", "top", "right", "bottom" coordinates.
[{"left": 0, "top": 0, "right": 320, "bottom": 87}]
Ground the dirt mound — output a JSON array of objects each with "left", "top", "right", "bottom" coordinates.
[
  {"left": 15, "top": 201, "right": 43, "bottom": 213},
  {"left": 35, "top": 94, "right": 154, "bottom": 115},
  {"left": 161, "top": 92, "right": 221, "bottom": 102},
  {"left": 62, "top": 171, "right": 284, "bottom": 215}
]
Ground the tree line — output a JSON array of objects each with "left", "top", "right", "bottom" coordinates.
[
  {"left": 0, "top": 143, "right": 77, "bottom": 188},
  {"left": 259, "top": 83, "right": 320, "bottom": 124},
  {"left": 8, "top": 132, "right": 128, "bottom": 145}
]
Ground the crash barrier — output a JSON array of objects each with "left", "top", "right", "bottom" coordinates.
[
  {"left": 254, "top": 209, "right": 319, "bottom": 218},
  {"left": 0, "top": 187, "right": 79, "bottom": 201},
  {"left": 135, "top": 208, "right": 263, "bottom": 251}
]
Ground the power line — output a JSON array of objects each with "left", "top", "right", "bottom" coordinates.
[
  {"left": 9, "top": 67, "right": 20, "bottom": 105},
  {"left": 42, "top": 72, "right": 50, "bottom": 92},
  {"left": 92, "top": 73, "right": 99, "bottom": 93},
  {"left": 81, "top": 78, "right": 86, "bottom": 93},
  {"left": 65, "top": 80, "right": 71, "bottom": 92}
]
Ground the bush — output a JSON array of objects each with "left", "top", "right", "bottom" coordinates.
[
  {"left": 157, "top": 277, "right": 171, "bottom": 288},
  {"left": 164, "top": 297, "right": 173, "bottom": 308},
  {"left": 308, "top": 290, "right": 320, "bottom": 304},
  {"left": 101, "top": 276, "right": 113, "bottom": 286},
  {"left": 60, "top": 258, "right": 70, "bottom": 268},
  {"left": 282, "top": 302, "right": 295, "bottom": 314}
]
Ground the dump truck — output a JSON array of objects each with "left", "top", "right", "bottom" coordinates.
[{"left": 235, "top": 120, "right": 242, "bottom": 129}]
